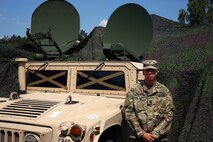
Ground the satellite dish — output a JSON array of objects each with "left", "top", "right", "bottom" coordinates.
[
  {"left": 103, "top": 3, "right": 153, "bottom": 61},
  {"left": 27, "top": 0, "right": 80, "bottom": 59}
]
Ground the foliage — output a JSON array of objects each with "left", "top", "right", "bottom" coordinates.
[
  {"left": 179, "top": 0, "right": 213, "bottom": 25},
  {"left": 178, "top": 9, "right": 188, "bottom": 24},
  {"left": 188, "top": 0, "right": 207, "bottom": 25},
  {"left": 78, "top": 30, "right": 88, "bottom": 41},
  {"left": 207, "top": 4, "right": 213, "bottom": 23},
  {"left": 0, "top": 35, "right": 28, "bottom": 45},
  {"left": 0, "top": 36, "right": 35, "bottom": 61}
]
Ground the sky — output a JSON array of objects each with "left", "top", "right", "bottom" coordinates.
[{"left": 0, "top": 0, "right": 188, "bottom": 38}]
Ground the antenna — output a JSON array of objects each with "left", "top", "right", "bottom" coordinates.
[{"left": 103, "top": 3, "right": 153, "bottom": 62}]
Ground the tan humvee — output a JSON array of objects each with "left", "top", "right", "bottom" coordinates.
[{"left": 0, "top": 58, "right": 144, "bottom": 142}]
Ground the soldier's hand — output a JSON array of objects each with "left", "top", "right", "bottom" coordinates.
[{"left": 142, "top": 133, "right": 155, "bottom": 142}]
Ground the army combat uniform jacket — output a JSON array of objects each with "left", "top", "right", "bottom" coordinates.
[{"left": 124, "top": 81, "right": 174, "bottom": 141}]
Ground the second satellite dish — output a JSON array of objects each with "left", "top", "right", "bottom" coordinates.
[{"left": 103, "top": 3, "right": 153, "bottom": 61}]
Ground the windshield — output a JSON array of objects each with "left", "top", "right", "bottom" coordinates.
[
  {"left": 76, "top": 70, "right": 126, "bottom": 91},
  {"left": 27, "top": 70, "right": 68, "bottom": 90}
]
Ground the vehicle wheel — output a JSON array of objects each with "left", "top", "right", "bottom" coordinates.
[
  {"left": 103, "top": 132, "right": 122, "bottom": 142},
  {"left": 104, "top": 138, "right": 121, "bottom": 142},
  {"left": 100, "top": 132, "right": 122, "bottom": 142},
  {"left": 99, "top": 126, "right": 122, "bottom": 142},
  {"left": 105, "top": 140, "right": 114, "bottom": 142}
]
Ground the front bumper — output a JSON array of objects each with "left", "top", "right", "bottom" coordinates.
[{"left": 0, "top": 122, "right": 52, "bottom": 142}]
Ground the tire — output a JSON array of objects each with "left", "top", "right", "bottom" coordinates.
[
  {"left": 99, "top": 127, "right": 122, "bottom": 142},
  {"left": 105, "top": 140, "right": 114, "bottom": 142},
  {"left": 104, "top": 136, "right": 122, "bottom": 142}
]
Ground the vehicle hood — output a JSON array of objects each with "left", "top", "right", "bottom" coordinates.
[{"left": 0, "top": 93, "right": 125, "bottom": 127}]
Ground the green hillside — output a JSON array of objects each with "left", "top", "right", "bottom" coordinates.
[{"left": 0, "top": 15, "right": 212, "bottom": 141}]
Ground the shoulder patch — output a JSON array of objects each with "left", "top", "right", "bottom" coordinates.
[
  {"left": 131, "top": 82, "right": 144, "bottom": 95},
  {"left": 156, "top": 82, "right": 169, "bottom": 94}
]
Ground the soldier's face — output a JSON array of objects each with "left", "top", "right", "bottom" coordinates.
[{"left": 143, "top": 69, "right": 158, "bottom": 81}]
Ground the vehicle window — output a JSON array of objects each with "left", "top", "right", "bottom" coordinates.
[
  {"left": 76, "top": 71, "right": 126, "bottom": 91},
  {"left": 27, "top": 70, "right": 68, "bottom": 89}
]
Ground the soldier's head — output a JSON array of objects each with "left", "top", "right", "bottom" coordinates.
[{"left": 143, "top": 60, "right": 158, "bottom": 83}]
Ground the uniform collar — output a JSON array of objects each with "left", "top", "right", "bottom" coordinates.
[{"left": 141, "top": 81, "right": 159, "bottom": 95}]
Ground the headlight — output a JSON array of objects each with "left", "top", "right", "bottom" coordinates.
[
  {"left": 24, "top": 133, "right": 40, "bottom": 142},
  {"left": 70, "top": 124, "right": 85, "bottom": 141}
]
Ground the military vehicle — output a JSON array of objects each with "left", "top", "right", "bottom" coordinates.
[{"left": 0, "top": 0, "right": 153, "bottom": 142}]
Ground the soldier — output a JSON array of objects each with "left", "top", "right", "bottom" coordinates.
[{"left": 123, "top": 60, "right": 174, "bottom": 142}]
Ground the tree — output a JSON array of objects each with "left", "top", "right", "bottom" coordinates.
[
  {"left": 178, "top": 9, "right": 188, "bottom": 24},
  {"left": 78, "top": 30, "right": 88, "bottom": 41},
  {"left": 187, "top": 0, "right": 206, "bottom": 25},
  {"left": 207, "top": 5, "right": 213, "bottom": 23},
  {"left": 178, "top": 0, "right": 213, "bottom": 25},
  {"left": 206, "top": 0, "right": 213, "bottom": 23}
]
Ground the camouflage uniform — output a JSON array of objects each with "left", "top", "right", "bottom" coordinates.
[{"left": 124, "top": 81, "right": 174, "bottom": 142}]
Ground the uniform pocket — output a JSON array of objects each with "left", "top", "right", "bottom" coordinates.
[
  {"left": 134, "top": 97, "right": 146, "bottom": 112},
  {"left": 153, "top": 99, "right": 166, "bottom": 114}
]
